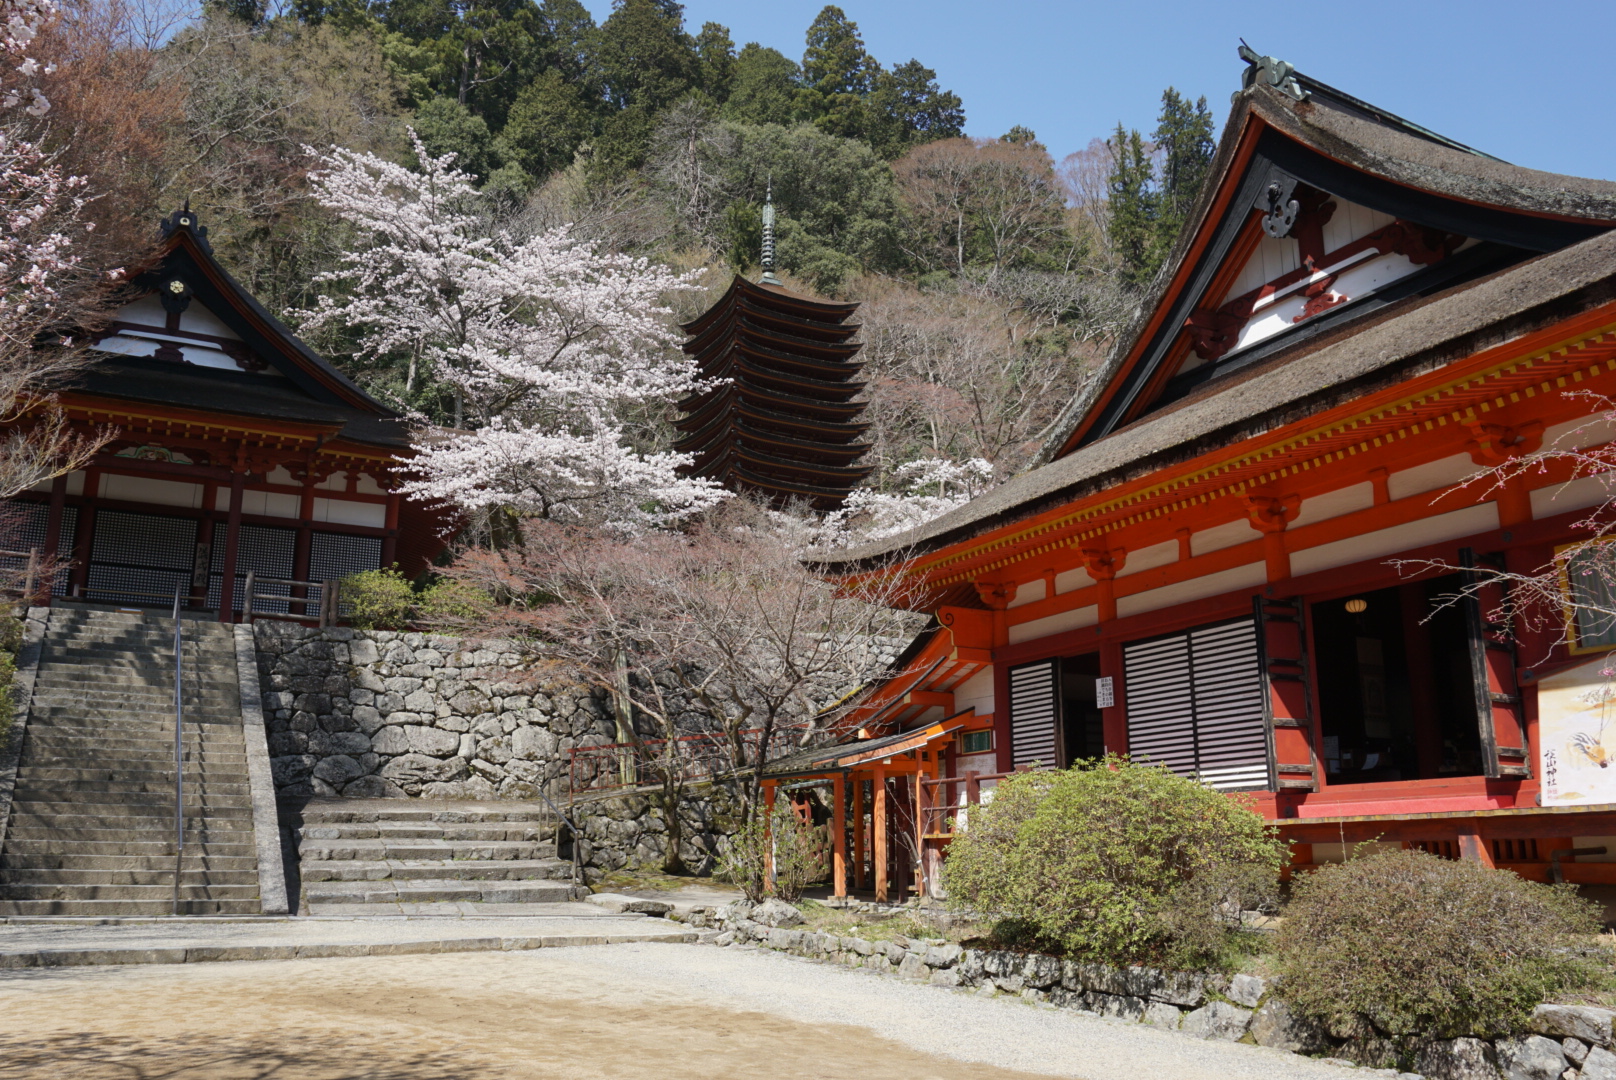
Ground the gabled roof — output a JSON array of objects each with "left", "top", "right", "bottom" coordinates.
[
  {"left": 814, "top": 53, "right": 1616, "bottom": 574},
  {"left": 79, "top": 210, "right": 407, "bottom": 450},
  {"left": 1046, "top": 53, "right": 1616, "bottom": 460}
]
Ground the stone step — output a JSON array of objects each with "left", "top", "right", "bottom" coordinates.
[
  {"left": 6, "top": 823, "right": 255, "bottom": 844},
  {"left": 16, "top": 766, "right": 250, "bottom": 784},
  {"left": 0, "top": 881, "right": 261, "bottom": 901},
  {"left": 1, "top": 867, "right": 260, "bottom": 887},
  {"left": 38, "top": 657, "right": 237, "bottom": 677},
  {"left": 13, "top": 781, "right": 251, "bottom": 799},
  {"left": 300, "top": 806, "right": 553, "bottom": 825},
  {"left": 24, "top": 716, "right": 245, "bottom": 733},
  {"left": 0, "top": 898, "right": 262, "bottom": 916},
  {"left": 301, "top": 821, "right": 548, "bottom": 842},
  {"left": 29, "top": 688, "right": 241, "bottom": 705},
  {"left": 299, "top": 857, "right": 570, "bottom": 882},
  {"left": 304, "top": 879, "right": 585, "bottom": 905},
  {"left": 20, "top": 749, "right": 249, "bottom": 767},
  {"left": 2, "top": 838, "right": 256, "bottom": 858},
  {"left": 1, "top": 853, "right": 260, "bottom": 872},
  {"left": 7, "top": 809, "right": 249, "bottom": 830},
  {"left": 299, "top": 838, "right": 554, "bottom": 862},
  {"left": 9, "top": 795, "right": 253, "bottom": 815}
]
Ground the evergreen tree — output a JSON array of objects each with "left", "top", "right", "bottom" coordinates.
[
  {"left": 724, "top": 44, "right": 800, "bottom": 126},
  {"left": 597, "top": 0, "right": 698, "bottom": 112},
  {"left": 694, "top": 21, "right": 736, "bottom": 102},
  {"left": 864, "top": 59, "right": 964, "bottom": 157},
  {"left": 532, "top": 0, "right": 600, "bottom": 89},
  {"left": 497, "top": 68, "right": 595, "bottom": 181},
  {"left": 1107, "top": 123, "right": 1157, "bottom": 289},
  {"left": 1000, "top": 125, "right": 1041, "bottom": 147},
  {"left": 412, "top": 95, "right": 498, "bottom": 181},
  {"left": 801, "top": 5, "right": 877, "bottom": 96},
  {"left": 1151, "top": 87, "right": 1215, "bottom": 251}
]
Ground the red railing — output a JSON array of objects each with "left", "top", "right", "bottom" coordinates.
[{"left": 567, "top": 724, "right": 810, "bottom": 796}]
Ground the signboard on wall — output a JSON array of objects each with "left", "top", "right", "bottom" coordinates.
[{"left": 1538, "top": 654, "right": 1616, "bottom": 805}]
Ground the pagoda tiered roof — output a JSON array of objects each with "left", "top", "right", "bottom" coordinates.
[{"left": 675, "top": 276, "right": 872, "bottom": 508}]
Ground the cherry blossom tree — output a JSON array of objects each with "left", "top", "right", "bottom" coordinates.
[
  {"left": 0, "top": 0, "right": 107, "bottom": 505},
  {"left": 816, "top": 456, "right": 995, "bottom": 547},
  {"left": 296, "top": 136, "right": 727, "bottom": 532}
]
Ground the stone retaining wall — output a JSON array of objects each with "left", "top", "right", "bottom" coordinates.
[
  {"left": 562, "top": 784, "right": 744, "bottom": 883},
  {"left": 708, "top": 901, "right": 1616, "bottom": 1080},
  {"left": 255, "top": 623, "right": 620, "bottom": 800}
]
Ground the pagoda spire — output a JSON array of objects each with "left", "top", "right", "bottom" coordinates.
[{"left": 760, "top": 179, "right": 782, "bottom": 287}]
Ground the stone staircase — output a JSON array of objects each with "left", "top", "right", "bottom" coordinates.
[
  {"left": 0, "top": 608, "right": 264, "bottom": 916},
  {"left": 292, "top": 799, "right": 589, "bottom": 915}
]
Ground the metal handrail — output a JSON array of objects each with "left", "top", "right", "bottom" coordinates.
[{"left": 172, "top": 585, "right": 184, "bottom": 916}]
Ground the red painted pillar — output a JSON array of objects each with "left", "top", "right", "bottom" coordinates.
[{"left": 218, "top": 471, "right": 244, "bottom": 623}]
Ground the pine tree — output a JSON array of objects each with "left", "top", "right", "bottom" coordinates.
[
  {"left": 1151, "top": 87, "right": 1215, "bottom": 254},
  {"left": 1107, "top": 123, "right": 1158, "bottom": 289}
]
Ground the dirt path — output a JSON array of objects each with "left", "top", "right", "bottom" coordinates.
[{"left": 0, "top": 943, "right": 1360, "bottom": 1080}]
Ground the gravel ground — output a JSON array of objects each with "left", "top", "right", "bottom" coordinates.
[
  {"left": 584, "top": 942, "right": 1364, "bottom": 1080},
  {"left": 0, "top": 939, "right": 1371, "bottom": 1080}
]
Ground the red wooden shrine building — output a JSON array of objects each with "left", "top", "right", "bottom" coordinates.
[
  {"left": 7, "top": 210, "right": 438, "bottom": 618},
  {"left": 801, "top": 50, "right": 1616, "bottom": 900}
]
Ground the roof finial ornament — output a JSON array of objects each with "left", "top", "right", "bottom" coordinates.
[
  {"left": 1237, "top": 41, "right": 1309, "bottom": 104},
  {"left": 759, "top": 178, "right": 782, "bottom": 287}
]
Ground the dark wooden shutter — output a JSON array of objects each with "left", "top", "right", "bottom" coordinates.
[
  {"left": 1007, "top": 659, "right": 1061, "bottom": 769},
  {"left": 1123, "top": 633, "right": 1197, "bottom": 778},
  {"left": 1460, "top": 548, "right": 1529, "bottom": 779},
  {"left": 1187, "top": 620, "right": 1269, "bottom": 790},
  {"left": 1124, "top": 618, "right": 1269, "bottom": 791},
  {"left": 1254, "top": 596, "right": 1319, "bottom": 792}
]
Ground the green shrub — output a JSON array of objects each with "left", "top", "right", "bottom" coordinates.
[
  {"left": 1276, "top": 848, "right": 1604, "bottom": 1038},
  {"left": 415, "top": 578, "right": 492, "bottom": 623},
  {"left": 339, "top": 568, "right": 416, "bottom": 630},
  {"left": 717, "top": 800, "right": 824, "bottom": 903},
  {"left": 942, "top": 756, "right": 1286, "bottom": 967}
]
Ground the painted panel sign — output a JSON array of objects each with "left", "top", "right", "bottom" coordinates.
[{"left": 1538, "top": 654, "right": 1616, "bottom": 805}]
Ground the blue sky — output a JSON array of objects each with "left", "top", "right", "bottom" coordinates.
[{"left": 581, "top": 0, "right": 1616, "bottom": 180}]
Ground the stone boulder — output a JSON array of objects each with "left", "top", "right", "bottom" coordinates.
[
  {"left": 1180, "top": 1001, "right": 1253, "bottom": 1041},
  {"left": 750, "top": 898, "right": 803, "bottom": 928},
  {"left": 1226, "top": 973, "right": 1266, "bottom": 1008},
  {"left": 1495, "top": 1035, "right": 1566, "bottom": 1080},
  {"left": 1529, "top": 1004, "right": 1616, "bottom": 1048},
  {"left": 1584, "top": 1046, "right": 1616, "bottom": 1080},
  {"left": 1414, "top": 1037, "right": 1501, "bottom": 1080},
  {"left": 1248, "top": 999, "right": 1330, "bottom": 1054}
]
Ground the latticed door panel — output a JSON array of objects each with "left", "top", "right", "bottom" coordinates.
[
  {"left": 1007, "top": 659, "right": 1061, "bottom": 769},
  {"left": 208, "top": 523, "right": 297, "bottom": 615},
  {"left": 309, "top": 532, "right": 384, "bottom": 618},
  {"left": 87, "top": 510, "right": 198, "bottom": 606},
  {"left": 1124, "top": 618, "right": 1270, "bottom": 791},
  {"left": 1, "top": 499, "right": 77, "bottom": 595}
]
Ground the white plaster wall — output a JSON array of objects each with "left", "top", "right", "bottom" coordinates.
[
  {"left": 1191, "top": 518, "right": 1254, "bottom": 557},
  {"left": 1116, "top": 539, "right": 1177, "bottom": 578},
  {"left": 1542, "top": 413, "right": 1616, "bottom": 452},
  {"left": 1054, "top": 566, "right": 1092, "bottom": 594},
  {"left": 100, "top": 474, "right": 205, "bottom": 509},
  {"left": 1114, "top": 562, "right": 1267, "bottom": 620},
  {"left": 1006, "top": 579, "right": 1045, "bottom": 609},
  {"left": 1387, "top": 452, "right": 1477, "bottom": 502},
  {"left": 1290, "top": 482, "right": 1375, "bottom": 528},
  {"left": 215, "top": 488, "right": 299, "bottom": 519},
  {"left": 952, "top": 668, "right": 995, "bottom": 719},
  {"left": 1289, "top": 502, "right": 1499, "bottom": 578},
  {"left": 312, "top": 498, "right": 386, "bottom": 528},
  {"left": 1531, "top": 472, "right": 1616, "bottom": 520},
  {"left": 1008, "top": 604, "right": 1098, "bottom": 646}
]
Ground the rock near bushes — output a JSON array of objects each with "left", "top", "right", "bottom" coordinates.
[{"left": 708, "top": 902, "right": 1614, "bottom": 1080}]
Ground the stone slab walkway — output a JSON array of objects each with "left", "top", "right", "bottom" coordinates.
[{"left": 0, "top": 909, "right": 696, "bottom": 968}]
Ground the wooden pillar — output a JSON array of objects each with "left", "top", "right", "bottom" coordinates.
[
  {"left": 872, "top": 767, "right": 888, "bottom": 902},
  {"left": 293, "top": 473, "right": 315, "bottom": 616},
  {"left": 852, "top": 776, "right": 867, "bottom": 891},
  {"left": 1456, "top": 822, "right": 1495, "bottom": 868},
  {"left": 832, "top": 773, "right": 847, "bottom": 898},
  {"left": 40, "top": 474, "right": 66, "bottom": 601},
  {"left": 1100, "top": 640, "right": 1125, "bottom": 755},
  {"left": 913, "top": 765, "right": 929, "bottom": 898},
  {"left": 381, "top": 490, "right": 401, "bottom": 568},
  {"left": 763, "top": 782, "right": 777, "bottom": 892},
  {"left": 68, "top": 469, "right": 99, "bottom": 597},
  {"left": 218, "top": 470, "right": 245, "bottom": 623}
]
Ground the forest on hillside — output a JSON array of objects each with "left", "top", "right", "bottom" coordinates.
[{"left": 33, "top": 0, "right": 1217, "bottom": 503}]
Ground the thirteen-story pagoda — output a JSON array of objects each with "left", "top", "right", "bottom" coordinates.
[{"left": 672, "top": 196, "right": 872, "bottom": 509}]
